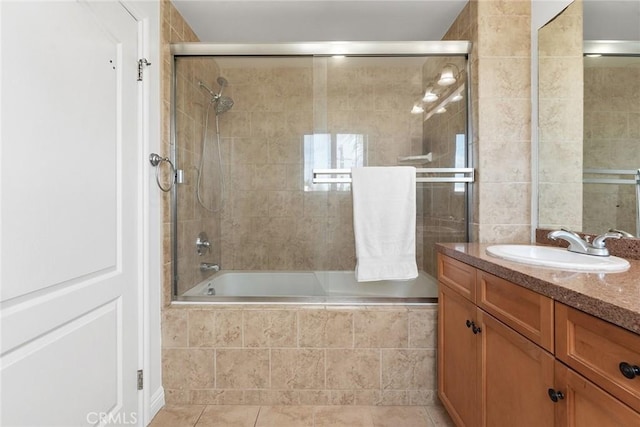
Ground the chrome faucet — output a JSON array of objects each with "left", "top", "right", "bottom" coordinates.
[
  {"left": 547, "top": 229, "right": 622, "bottom": 257},
  {"left": 200, "top": 262, "right": 220, "bottom": 272}
]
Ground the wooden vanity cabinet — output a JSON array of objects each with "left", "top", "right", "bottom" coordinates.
[
  {"left": 437, "top": 253, "right": 640, "bottom": 426},
  {"left": 437, "top": 254, "right": 555, "bottom": 427}
]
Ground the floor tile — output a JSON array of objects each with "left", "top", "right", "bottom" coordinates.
[
  {"left": 424, "top": 403, "right": 456, "bottom": 427},
  {"left": 314, "top": 405, "right": 375, "bottom": 427},
  {"left": 194, "top": 405, "right": 260, "bottom": 427},
  {"left": 148, "top": 404, "right": 205, "bottom": 427},
  {"left": 255, "top": 405, "right": 314, "bottom": 427},
  {"left": 370, "top": 406, "right": 434, "bottom": 427}
]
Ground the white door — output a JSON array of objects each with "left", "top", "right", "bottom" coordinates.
[{"left": 1, "top": 1, "right": 142, "bottom": 425}]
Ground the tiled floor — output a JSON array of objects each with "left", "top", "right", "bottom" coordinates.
[{"left": 149, "top": 404, "right": 455, "bottom": 427}]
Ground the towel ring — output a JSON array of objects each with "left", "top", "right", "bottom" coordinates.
[{"left": 149, "top": 153, "right": 175, "bottom": 192}]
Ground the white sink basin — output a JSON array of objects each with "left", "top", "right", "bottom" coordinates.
[{"left": 486, "top": 245, "right": 630, "bottom": 272}]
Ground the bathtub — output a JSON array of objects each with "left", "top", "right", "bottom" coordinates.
[{"left": 176, "top": 270, "right": 438, "bottom": 304}]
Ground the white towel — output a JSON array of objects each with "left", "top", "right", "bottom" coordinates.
[{"left": 351, "top": 166, "right": 418, "bottom": 282}]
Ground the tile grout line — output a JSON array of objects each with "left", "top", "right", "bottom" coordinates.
[
  {"left": 192, "top": 404, "right": 206, "bottom": 427},
  {"left": 253, "top": 406, "right": 262, "bottom": 427}
]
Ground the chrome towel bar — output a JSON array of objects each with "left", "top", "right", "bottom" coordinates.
[{"left": 312, "top": 167, "right": 475, "bottom": 184}]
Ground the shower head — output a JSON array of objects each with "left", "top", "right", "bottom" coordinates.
[
  {"left": 198, "top": 81, "right": 216, "bottom": 98},
  {"left": 215, "top": 95, "right": 234, "bottom": 115},
  {"left": 216, "top": 76, "right": 229, "bottom": 97}
]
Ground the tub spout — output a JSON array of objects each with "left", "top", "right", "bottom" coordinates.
[{"left": 200, "top": 262, "right": 220, "bottom": 272}]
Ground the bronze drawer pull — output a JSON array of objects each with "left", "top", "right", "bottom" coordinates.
[
  {"left": 619, "top": 362, "right": 640, "bottom": 379},
  {"left": 548, "top": 388, "right": 565, "bottom": 402}
]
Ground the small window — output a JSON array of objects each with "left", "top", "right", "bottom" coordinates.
[{"left": 303, "top": 133, "right": 367, "bottom": 191}]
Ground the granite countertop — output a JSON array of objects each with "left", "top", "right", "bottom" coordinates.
[{"left": 436, "top": 242, "right": 640, "bottom": 335}]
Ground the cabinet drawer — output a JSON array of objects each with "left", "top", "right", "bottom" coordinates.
[
  {"left": 437, "top": 254, "right": 476, "bottom": 302},
  {"left": 477, "top": 271, "right": 554, "bottom": 352},
  {"left": 556, "top": 303, "right": 640, "bottom": 413}
]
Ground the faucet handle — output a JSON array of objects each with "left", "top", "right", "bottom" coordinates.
[
  {"left": 560, "top": 226, "right": 582, "bottom": 239},
  {"left": 592, "top": 232, "right": 622, "bottom": 249},
  {"left": 609, "top": 228, "right": 635, "bottom": 238}
]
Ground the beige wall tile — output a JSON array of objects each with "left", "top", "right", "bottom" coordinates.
[
  {"left": 478, "top": 182, "right": 530, "bottom": 225},
  {"left": 408, "top": 309, "right": 437, "bottom": 348},
  {"left": 354, "top": 310, "right": 408, "bottom": 348},
  {"left": 381, "top": 349, "right": 436, "bottom": 390},
  {"left": 299, "top": 309, "right": 353, "bottom": 348},
  {"left": 243, "top": 310, "right": 297, "bottom": 347},
  {"left": 189, "top": 389, "right": 244, "bottom": 405},
  {"left": 216, "top": 349, "right": 270, "bottom": 389},
  {"left": 163, "top": 389, "right": 190, "bottom": 405},
  {"left": 410, "top": 390, "right": 438, "bottom": 406},
  {"left": 162, "top": 309, "right": 188, "bottom": 347},
  {"left": 271, "top": 349, "right": 325, "bottom": 390},
  {"left": 162, "top": 348, "right": 215, "bottom": 389},
  {"left": 329, "top": 390, "right": 356, "bottom": 405},
  {"left": 188, "top": 310, "right": 215, "bottom": 347},
  {"left": 326, "top": 349, "right": 380, "bottom": 389},
  {"left": 214, "top": 310, "right": 243, "bottom": 347},
  {"left": 298, "top": 390, "right": 330, "bottom": 405}
]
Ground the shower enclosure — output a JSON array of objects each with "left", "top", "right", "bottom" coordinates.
[{"left": 169, "top": 42, "right": 473, "bottom": 301}]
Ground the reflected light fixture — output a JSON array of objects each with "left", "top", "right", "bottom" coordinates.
[
  {"left": 438, "top": 64, "right": 459, "bottom": 86},
  {"left": 585, "top": 54, "right": 602, "bottom": 58},
  {"left": 451, "top": 93, "right": 463, "bottom": 102},
  {"left": 411, "top": 104, "right": 425, "bottom": 114},
  {"left": 422, "top": 87, "right": 438, "bottom": 103},
  {"left": 436, "top": 107, "right": 447, "bottom": 114}
]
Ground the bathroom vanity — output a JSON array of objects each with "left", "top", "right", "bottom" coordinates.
[{"left": 436, "top": 243, "right": 640, "bottom": 426}]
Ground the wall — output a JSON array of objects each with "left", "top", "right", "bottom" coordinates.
[
  {"left": 444, "top": 0, "right": 533, "bottom": 243},
  {"left": 161, "top": 0, "right": 223, "bottom": 299},
  {"left": 216, "top": 58, "right": 425, "bottom": 272},
  {"left": 537, "top": 0, "right": 584, "bottom": 231},
  {"left": 173, "top": 57, "right": 223, "bottom": 296},
  {"left": 420, "top": 57, "right": 468, "bottom": 275},
  {"left": 162, "top": 304, "right": 438, "bottom": 406},
  {"left": 583, "top": 63, "right": 640, "bottom": 233}
]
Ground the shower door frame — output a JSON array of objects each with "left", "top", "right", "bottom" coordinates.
[{"left": 169, "top": 41, "right": 474, "bottom": 296}]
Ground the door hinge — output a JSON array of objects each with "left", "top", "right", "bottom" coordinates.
[
  {"left": 137, "top": 369, "right": 144, "bottom": 390},
  {"left": 137, "top": 58, "right": 151, "bottom": 82}
]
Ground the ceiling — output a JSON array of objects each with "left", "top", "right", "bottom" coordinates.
[
  {"left": 172, "top": 1, "right": 640, "bottom": 46},
  {"left": 172, "top": 0, "right": 469, "bottom": 43},
  {"left": 583, "top": 0, "right": 640, "bottom": 40}
]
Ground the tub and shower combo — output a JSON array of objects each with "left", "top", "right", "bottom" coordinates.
[{"left": 159, "top": 41, "right": 473, "bottom": 406}]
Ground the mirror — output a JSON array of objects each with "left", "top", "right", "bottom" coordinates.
[{"left": 537, "top": 0, "right": 640, "bottom": 237}]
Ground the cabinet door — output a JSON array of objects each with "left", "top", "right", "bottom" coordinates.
[
  {"left": 439, "top": 283, "right": 479, "bottom": 427},
  {"left": 554, "top": 361, "right": 640, "bottom": 426},
  {"left": 478, "top": 310, "right": 555, "bottom": 427}
]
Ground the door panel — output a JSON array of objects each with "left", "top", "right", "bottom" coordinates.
[
  {"left": 438, "top": 283, "right": 479, "bottom": 427},
  {"left": 479, "top": 310, "right": 555, "bottom": 427},
  {"left": 1, "top": 1, "right": 140, "bottom": 425},
  {"left": 555, "top": 361, "right": 640, "bottom": 427}
]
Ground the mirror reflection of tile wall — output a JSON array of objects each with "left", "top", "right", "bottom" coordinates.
[
  {"left": 583, "top": 57, "right": 640, "bottom": 234},
  {"left": 537, "top": 0, "right": 583, "bottom": 231}
]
